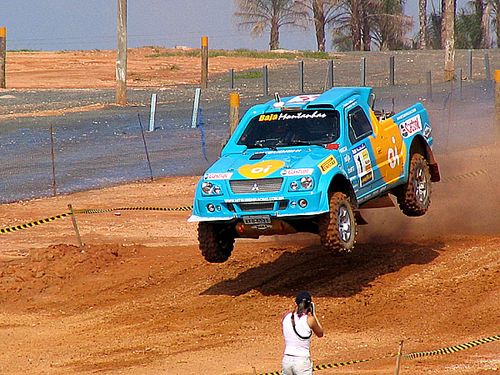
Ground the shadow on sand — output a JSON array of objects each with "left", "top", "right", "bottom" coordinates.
[{"left": 201, "top": 240, "right": 445, "bottom": 298}]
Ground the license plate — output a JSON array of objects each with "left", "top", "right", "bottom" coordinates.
[{"left": 243, "top": 215, "right": 271, "bottom": 225}]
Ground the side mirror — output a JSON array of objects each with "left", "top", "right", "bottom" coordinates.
[{"left": 369, "top": 92, "right": 376, "bottom": 109}]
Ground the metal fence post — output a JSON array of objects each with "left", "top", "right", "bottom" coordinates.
[
  {"left": 298, "top": 60, "right": 305, "bottom": 93},
  {"left": 360, "top": 57, "right": 366, "bottom": 86},
  {"left": 0, "top": 27, "right": 6, "bottom": 88},
  {"left": 484, "top": 52, "right": 491, "bottom": 81},
  {"left": 389, "top": 55, "right": 395, "bottom": 86},
  {"left": 191, "top": 88, "right": 202, "bottom": 128},
  {"left": 229, "top": 68, "right": 235, "bottom": 89},
  {"left": 148, "top": 93, "right": 157, "bottom": 132},
  {"left": 327, "top": 60, "right": 334, "bottom": 89},
  {"left": 468, "top": 49, "right": 473, "bottom": 80},
  {"left": 426, "top": 71, "right": 433, "bottom": 101},
  {"left": 263, "top": 65, "right": 269, "bottom": 96}
]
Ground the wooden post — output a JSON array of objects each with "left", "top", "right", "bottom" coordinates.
[
  {"left": 0, "top": 27, "right": 6, "bottom": 88},
  {"left": 116, "top": 0, "right": 128, "bottom": 105},
  {"left": 229, "top": 92, "right": 240, "bottom": 135},
  {"left": 394, "top": 340, "right": 404, "bottom": 375},
  {"left": 68, "top": 204, "right": 84, "bottom": 249},
  {"left": 201, "top": 36, "right": 209, "bottom": 89}
]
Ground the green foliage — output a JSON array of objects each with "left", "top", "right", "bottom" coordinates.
[
  {"left": 455, "top": 8, "right": 483, "bottom": 49},
  {"left": 145, "top": 48, "right": 334, "bottom": 60}
]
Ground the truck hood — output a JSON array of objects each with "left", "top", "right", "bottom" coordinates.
[{"left": 203, "top": 147, "right": 340, "bottom": 180}]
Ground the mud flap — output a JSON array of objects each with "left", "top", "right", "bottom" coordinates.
[{"left": 354, "top": 210, "right": 368, "bottom": 225}]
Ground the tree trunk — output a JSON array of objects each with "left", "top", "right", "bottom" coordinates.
[
  {"left": 444, "top": 0, "right": 455, "bottom": 81},
  {"left": 441, "top": 0, "right": 447, "bottom": 48},
  {"left": 481, "top": 1, "right": 492, "bottom": 48},
  {"left": 269, "top": 18, "right": 280, "bottom": 50},
  {"left": 351, "top": 0, "right": 362, "bottom": 50},
  {"left": 313, "top": 0, "right": 326, "bottom": 52},
  {"left": 361, "top": 2, "right": 371, "bottom": 51},
  {"left": 497, "top": 0, "right": 500, "bottom": 47},
  {"left": 419, "top": 0, "right": 427, "bottom": 49}
]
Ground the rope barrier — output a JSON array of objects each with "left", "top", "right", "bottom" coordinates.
[
  {"left": 0, "top": 206, "right": 193, "bottom": 234},
  {"left": 256, "top": 334, "right": 500, "bottom": 374},
  {"left": 0, "top": 212, "right": 71, "bottom": 234}
]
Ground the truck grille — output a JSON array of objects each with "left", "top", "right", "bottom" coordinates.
[
  {"left": 238, "top": 202, "right": 275, "bottom": 212},
  {"left": 230, "top": 178, "right": 283, "bottom": 194}
]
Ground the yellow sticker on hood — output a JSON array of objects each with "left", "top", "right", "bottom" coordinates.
[
  {"left": 318, "top": 155, "right": 338, "bottom": 174},
  {"left": 238, "top": 160, "right": 285, "bottom": 179}
]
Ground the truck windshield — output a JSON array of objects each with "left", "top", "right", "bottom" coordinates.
[{"left": 237, "top": 110, "right": 340, "bottom": 149}]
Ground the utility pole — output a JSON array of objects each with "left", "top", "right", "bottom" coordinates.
[
  {"left": 116, "top": 0, "right": 127, "bottom": 105},
  {"left": 443, "top": 0, "right": 455, "bottom": 81}
]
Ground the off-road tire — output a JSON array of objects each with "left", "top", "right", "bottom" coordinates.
[
  {"left": 318, "top": 192, "right": 357, "bottom": 253},
  {"left": 198, "top": 222, "right": 235, "bottom": 263},
  {"left": 397, "top": 153, "right": 431, "bottom": 217}
]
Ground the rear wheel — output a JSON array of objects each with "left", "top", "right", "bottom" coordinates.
[
  {"left": 397, "top": 153, "right": 431, "bottom": 216},
  {"left": 198, "top": 222, "right": 235, "bottom": 263},
  {"left": 319, "top": 192, "right": 357, "bottom": 253}
]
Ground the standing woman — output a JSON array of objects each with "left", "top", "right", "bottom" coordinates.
[{"left": 281, "top": 291, "right": 324, "bottom": 375}]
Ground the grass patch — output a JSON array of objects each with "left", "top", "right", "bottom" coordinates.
[
  {"left": 146, "top": 48, "right": 334, "bottom": 60},
  {"left": 235, "top": 70, "right": 263, "bottom": 79}
]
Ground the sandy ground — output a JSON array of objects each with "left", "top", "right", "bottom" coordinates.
[
  {"left": 4, "top": 47, "right": 292, "bottom": 89},
  {"left": 0, "top": 49, "right": 499, "bottom": 374}
]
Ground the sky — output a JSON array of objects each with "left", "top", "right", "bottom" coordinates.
[{"left": 0, "top": 0, "right": 468, "bottom": 52}]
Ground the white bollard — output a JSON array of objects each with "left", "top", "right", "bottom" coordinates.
[
  {"left": 191, "top": 88, "right": 202, "bottom": 128},
  {"left": 148, "top": 93, "right": 157, "bottom": 132}
]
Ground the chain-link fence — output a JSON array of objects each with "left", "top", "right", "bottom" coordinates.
[{"left": 0, "top": 49, "right": 498, "bottom": 204}]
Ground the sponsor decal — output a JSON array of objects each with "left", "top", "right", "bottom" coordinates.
[
  {"left": 280, "top": 168, "right": 314, "bottom": 177},
  {"left": 204, "top": 172, "right": 233, "bottom": 180},
  {"left": 339, "top": 146, "right": 348, "bottom": 153},
  {"left": 399, "top": 114, "right": 422, "bottom": 138},
  {"left": 352, "top": 143, "right": 373, "bottom": 187},
  {"left": 265, "top": 149, "right": 302, "bottom": 154},
  {"left": 395, "top": 107, "right": 417, "bottom": 121},
  {"left": 423, "top": 124, "right": 432, "bottom": 139},
  {"left": 387, "top": 136, "right": 401, "bottom": 169},
  {"left": 343, "top": 154, "right": 351, "bottom": 163},
  {"left": 258, "top": 111, "right": 327, "bottom": 122},
  {"left": 318, "top": 155, "right": 338, "bottom": 174},
  {"left": 225, "top": 197, "right": 284, "bottom": 203},
  {"left": 347, "top": 166, "right": 355, "bottom": 174},
  {"left": 238, "top": 160, "right": 285, "bottom": 179},
  {"left": 343, "top": 99, "right": 357, "bottom": 110},
  {"left": 286, "top": 94, "right": 320, "bottom": 104}
]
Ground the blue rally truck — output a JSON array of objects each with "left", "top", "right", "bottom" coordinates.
[{"left": 189, "top": 87, "right": 440, "bottom": 262}]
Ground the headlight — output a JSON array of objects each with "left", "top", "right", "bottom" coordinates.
[
  {"left": 201, "top": 181, "right": 222, "bottom": 195},
  {"left": 300, "top": 176, "right": 313, "bottom": 189},
  {"left": 290, "top": 181, "right": 299, "bottom": 190}
]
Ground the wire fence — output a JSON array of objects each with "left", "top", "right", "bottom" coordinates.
[{"left": 0, "top": 50, "right": 498, "bottom": 204}]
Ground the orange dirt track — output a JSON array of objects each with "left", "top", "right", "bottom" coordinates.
[{"left": 0, "top": 50, "right": 499, "bottom": 374}]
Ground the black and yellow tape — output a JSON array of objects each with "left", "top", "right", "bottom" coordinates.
[
  {"left": 0, "top": 212, "right": 71, "bottom": 234},
  {"left": 74, "top": 206, "right": 193, "bottom": 214},
  {"left": 256, "top": 334, "right": 499, "bottom": 375},
  {"left": 404, "top": 334, "right": 500, "bottom": 360},
  {"left": 0, "top": 206, "right": 193, "bottom": 234}
]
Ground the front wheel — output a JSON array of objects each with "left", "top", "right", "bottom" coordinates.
[
  {"left": 198, "top": 222, "right": 235, "bottom": 263},
  {"left": 319, "top": 192, "right": 357, "bottom": 253},
  {"left": 396, "top": 153, "right": 431, "bottom": 217}
]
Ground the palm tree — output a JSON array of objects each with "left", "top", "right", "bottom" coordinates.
[
  {"left": 234, "top": 0, "right": 308, "bottom": 50},
  {"left": 296, "top": 0, "right": 342, "bottom": 51},
  {"left": 419, "top": 0, "right": 428, "bottom": 48},
  {"left": 372, "top": 0, "right": 413, "bottom": 50}
]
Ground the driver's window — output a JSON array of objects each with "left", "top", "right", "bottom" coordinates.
[{"left": 348, "top": 106, "right": 372, "bottom": 144}]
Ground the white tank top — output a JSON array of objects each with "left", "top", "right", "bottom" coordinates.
[{"left": 282, "top": 312, "right": 311, "bottom": 357}]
